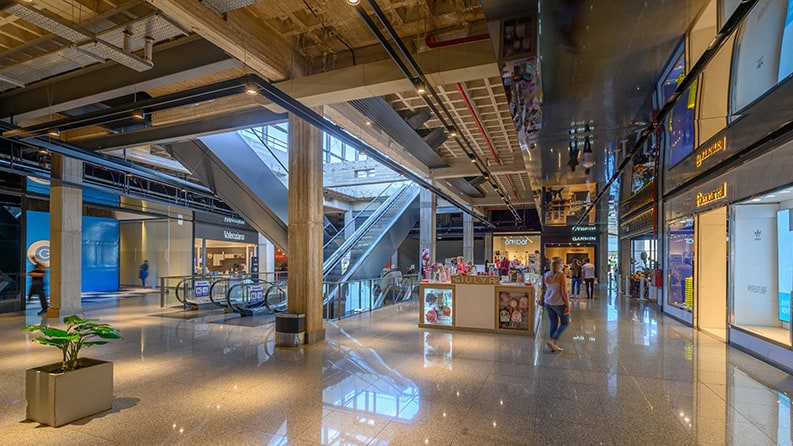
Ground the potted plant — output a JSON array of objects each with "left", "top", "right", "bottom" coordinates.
[{"left": 22, "top": 315, "right": 121, "bottom": 427}]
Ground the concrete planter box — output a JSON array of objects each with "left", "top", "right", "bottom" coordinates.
[{"left": 26, "top": 358, "right": 113, "bottom": 427}]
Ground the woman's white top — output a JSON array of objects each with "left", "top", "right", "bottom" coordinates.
[{"left": 543, "top": 272, "right": 566, "bottom": 306}]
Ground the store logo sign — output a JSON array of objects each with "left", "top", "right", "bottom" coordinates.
[
  {"left": 571, "top": 226, "right": 597, "bottom": 232},
  {"left": 224, "top": 230, "right": 245, "bottom": 241},
  {"left": 747, "top": 284, "right": 767, "bottom": 295},
  {"left": 695, "top": 136, "right": 727, "bottom": 167},
  {"left": 695, "top": 182, "right": 727, "bottom": 207},
  {"left": 572, "top": 235, "right": 597, "bottom": 242},
  {"left": 754, "top": 229, "right": 762, "bottom": 241},
  {"left": 224, "top": 217, "right": 246, "bottom": 226}
]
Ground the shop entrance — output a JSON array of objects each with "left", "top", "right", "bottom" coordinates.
[{"left": 695, "top": 206, "right": 727, "bottom": 341}]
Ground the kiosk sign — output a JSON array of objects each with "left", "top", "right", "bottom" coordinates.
[{"left": 194, "top": 280, "right": 210, "bottom": 299}]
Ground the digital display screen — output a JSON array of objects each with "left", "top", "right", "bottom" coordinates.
[{"left": 778, "top": 209, "right": 792, "bottom": 323}]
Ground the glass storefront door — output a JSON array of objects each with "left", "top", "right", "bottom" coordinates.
[{"left": 667, "top": 217, "right": 695, "bottom": 311}]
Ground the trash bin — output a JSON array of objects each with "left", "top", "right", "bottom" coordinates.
[{"left": 275, "top": 313, "right": 305, "bottom": 347}]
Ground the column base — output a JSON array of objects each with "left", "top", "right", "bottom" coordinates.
[{"left": 305, "top": 328, "right": 325, "bottom": 344}]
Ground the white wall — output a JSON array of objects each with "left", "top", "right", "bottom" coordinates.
[{"left": 733, "top": 204, "right": 779, "bottom": 326}]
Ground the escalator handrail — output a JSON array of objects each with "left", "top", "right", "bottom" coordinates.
[
  {"left": 322, "top": 181, "right": 402, "bottom": 252},
  {"left": 208, "top": 279, "right": 233, "bottom": 309},
  {"left": 331, "top": 184, "right": 419, "bottom": 282},
  {"left": 323, "top": 182, "right": 414, "bottom": 278},
  {"left": 226, "top": 280, "right": 273, "bottom": 313}
]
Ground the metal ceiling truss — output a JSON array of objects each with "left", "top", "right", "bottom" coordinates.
[{"left": 0, "top": 3, "right": 186, "bottom": 91}]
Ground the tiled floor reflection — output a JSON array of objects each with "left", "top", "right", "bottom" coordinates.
[{"left": 1, "top": 289, "right": 793, "bottom": 445}]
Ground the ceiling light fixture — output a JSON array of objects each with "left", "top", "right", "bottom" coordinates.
[
  {"left": 359, "top": 149, "right": 366, "bottom": 155},
  {"left": 346, "top": 0, "right": 361, "bottom": 4},
  {"left": 131, "top": 110, "right": 145, "bottom": 120},
  {"left": 365, "top": 120, "right": 372, "bottom": 126},
  {"left": 448, "top": 127, "right": 458, "bottom": 138},
  {"left": 244, "top": 85, "right": 258, "bottom": 96},
  {"left": 47, "top": 129, "right": 60, "bottom": 137},
  {"left": 414, "top": 78, "right": 426, "bottom": 95},
  {"left": 468, "top": 154, "right": 477, "bottom": 163}
]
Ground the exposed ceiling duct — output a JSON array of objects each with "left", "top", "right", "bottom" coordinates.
[{"left": 0, "top": 4, "right": 186, "bottom": 92}]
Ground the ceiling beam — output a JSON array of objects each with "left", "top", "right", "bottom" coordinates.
[
  {"left": 0, "top": 36, "right": 236, "bottom": 123},
  {"left": 78, "top": 107, "right": 286, "bottom": 150},
  {"left": 431, "top": 160, "right": 527, "bottom": 179},
  {"left": 144, "top": 0, "right": 303, "bottom": 80}
]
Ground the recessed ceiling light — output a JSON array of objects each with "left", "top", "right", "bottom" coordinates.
[
  {"left": 765, "top": 195, "right": 776, "bottom": 199},
  {"left": 751, "top": 198, "right": 761, "bottom": 202}
]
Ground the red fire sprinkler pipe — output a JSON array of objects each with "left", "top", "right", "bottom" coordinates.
[
  {"left": 456, "top": 82, "right": 520, "bottom": 200},
  {"left": 425, "top": 33, "right": 489, "bottom": 49}
]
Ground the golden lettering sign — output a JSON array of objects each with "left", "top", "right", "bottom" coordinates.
[
  {"left": 695, "top": 136, "right": 726, "bottom": 167},
  {"left": 451, "top": 275, "right": 500, "bottom": 285},
  {"left": 695, "top": 182, "right": 727, "bottom": 207}
]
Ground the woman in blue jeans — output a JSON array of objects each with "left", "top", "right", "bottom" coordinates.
[{"left": 543, "top": 257, "right": 570, "bottom": 352}]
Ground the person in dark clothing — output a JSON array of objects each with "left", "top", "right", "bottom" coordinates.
[
  {"left": 139, "top": 260, "right": 149, "bottom": 288},
  {"left": 28, "top": 257, "right": 48, "bottom": 316}
]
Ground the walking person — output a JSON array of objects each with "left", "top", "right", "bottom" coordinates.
[
  {"left": 570, "top": 259, "right": 582, "bottom": 299},
  {"left": 139, "top": 260, "right": 149, "bottom": 288},
  {"left": 582, "top": 257, "right": 596, "bottom": 299},
  {"left": 27, "top": 257, "right": 48, "bottom": 316},
  {"left": 543, "top": 257, "right": 570, "bottom": 352}
]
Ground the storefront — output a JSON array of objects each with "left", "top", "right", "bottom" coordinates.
[
  {"left": 540, "top": 226, "right": 599, "bottom": 276},
  {"left": 492, "top": 233, "right": 540, "bottom": 273},
  {"left": 194, "top": 212, "right": 258, "bottom": 275},
  {"left": 663, "top": 134, "right": 793, "bottom": 370}
]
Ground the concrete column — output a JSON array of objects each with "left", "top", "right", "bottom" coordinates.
[
  {"left": 484, "top": 232, "right": 493, "bottom": 262},
  {"left": 462, "top": 213, "right": 473, "bottom": 262},
  {"left": 287, "top": 112, "right": 325, "bottom": 344},
  {"left": 48, "top": 154, "right": 83, "bottom": 317},
  {"left": 343, "top": 211, "right": 355, "bottom": 241},
  {"left": 419, "top": 188, "right": 437, "bottom": 270}
]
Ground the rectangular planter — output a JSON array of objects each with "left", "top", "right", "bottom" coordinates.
[{"left": 26, "top": 358, "right": 113, "bottom": 427}]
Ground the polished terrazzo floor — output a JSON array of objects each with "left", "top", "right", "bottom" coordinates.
[{"left": 1, "top": 287, "right": 793, "bottom": 445}]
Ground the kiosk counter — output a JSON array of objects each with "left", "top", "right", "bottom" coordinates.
[{"left": 419, "top": 275, "right": 538, "bottom": 335}]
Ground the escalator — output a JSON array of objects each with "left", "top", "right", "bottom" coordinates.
[
  {"left": 168, "top": 132, "right": 289, "bottom": 251},
  {"left": 323, "top": 183, "right": 419, "bottom": 283}
]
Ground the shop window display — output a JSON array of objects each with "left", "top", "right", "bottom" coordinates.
[
  {"left": 667, "top": 218, "right": 694, "bottom": 310},
  {"left": 731, "top": 185, "right": 793, "bottom": 345}
]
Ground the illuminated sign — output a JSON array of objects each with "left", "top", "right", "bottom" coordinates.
[
  {"left": 695, "top": 136, "right": 726, "bottom": 167},
  {"left": 695, "top": 182, "right": 727, "bottom": 207},
  {"left": 504, "top": 238, "right": 529, "bottom": 245},
  {"left": 571, "top": 226, "right": 597, "bottom": 232},
  {"left": 571, "top": 236, "right": 597, "bottom": 242},
  {"left": 451, "top": 275, "right": 501, "bottom": 285}
]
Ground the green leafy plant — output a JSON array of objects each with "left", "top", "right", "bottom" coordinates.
[{"left": 23, "top": 315, "right": 121, "bottom": 372}]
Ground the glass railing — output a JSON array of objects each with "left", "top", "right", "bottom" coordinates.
[{"left": 323, "top": 273, "right": 419, "bottom": 320}]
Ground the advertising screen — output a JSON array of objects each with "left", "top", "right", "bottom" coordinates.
[{"left": 778, "top": 209, "right": 792, "bottom": 322}]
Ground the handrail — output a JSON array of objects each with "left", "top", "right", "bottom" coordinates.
[
  {"left": 322, "top": 181, "right": 403, "bottom": 251},
  {"left": 323, "top": 182, "right": 413, "bottom": 278},
  {"left": 244, "top": 127, "right": 290, "bottom": 175},
  {"left": 335, "top": 183, "right": 418, "bottom": 282}
]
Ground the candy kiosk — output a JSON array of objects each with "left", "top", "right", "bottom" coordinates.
[{"left": 419, "top": 275, "right": 536, "bottom": 335}]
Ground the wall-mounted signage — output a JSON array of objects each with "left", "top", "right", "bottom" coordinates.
[
  {"left": 504, "top": 238, "right": 529, "bottom": 245},
  {"left": 571, "top": 226, "right": 597, "bottom": 233},
  {"left": 571, "top": 235, "right": 597, "bottom": 242},
  {"left": 224, "top": 230, "right": 245, "bottom": 241},
  {"left": 695, "top": 136, "right": 727, "bottom": 167},
  {"left": 695, "top": 182, "right": 727, "bottom": 207}
]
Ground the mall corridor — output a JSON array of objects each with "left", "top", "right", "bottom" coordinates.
[{"left": 1, "top": 288, "right": 792, "bottom": 445}]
